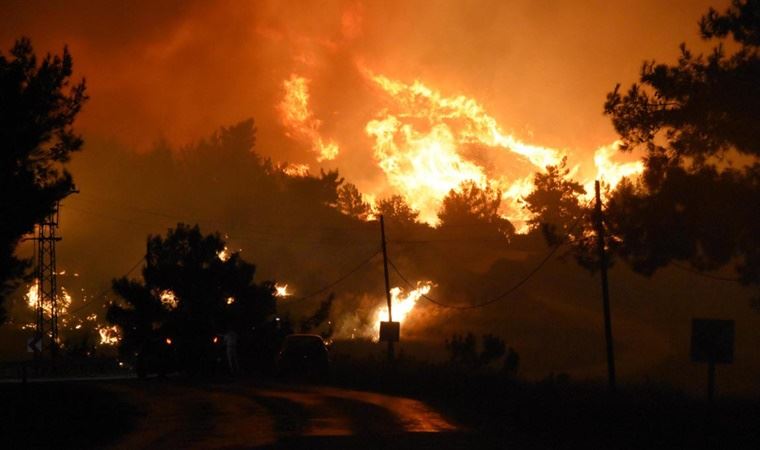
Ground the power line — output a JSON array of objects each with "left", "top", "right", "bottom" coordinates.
[
  {"left": 385, "top": 208, "right": 592, "bottom": 310},
  {"left": 287, "top": 249, "right": 382, "bottom": 302},
  {"left": 67, "top": 255, "right": 145, "bottom": 315},
  {"left": 388, "top": 242, "right": 564, "bottom": 310}
]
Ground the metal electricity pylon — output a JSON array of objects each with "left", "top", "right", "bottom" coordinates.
[{"left": 33, "top": 201, "right": 62, "bottom": 358}]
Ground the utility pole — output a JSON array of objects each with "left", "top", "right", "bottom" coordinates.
[
  {"left": 594, "top": 180, "right": 616, "bottom": 392},
  {"left": 379, "top": 215, "right": 394, "bottom": 361}
]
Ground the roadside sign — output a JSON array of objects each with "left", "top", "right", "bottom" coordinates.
[
  {"left": 27, "top": 334, "right": 42, "bottom": 353},
  {"left": 690, "top": 318, "right": 735, "bottom": 403},
  {"left": 690, "top": 319, "right": 734, "bottom": 364},
  {"left": 379, "top": 321, "right": 400, "bottom": 342}
]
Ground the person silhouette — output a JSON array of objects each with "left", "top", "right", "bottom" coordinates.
[{"left": 224, "top": 330, "right": 239, "bottom": 375}]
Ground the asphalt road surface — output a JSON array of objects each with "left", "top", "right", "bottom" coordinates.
[{"left": 104, "top": 381, "right": 485, "bottom": 450}]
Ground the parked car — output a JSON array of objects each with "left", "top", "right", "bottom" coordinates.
[{"left": 276, "top": 334, "right": 329, "bottom": 380}]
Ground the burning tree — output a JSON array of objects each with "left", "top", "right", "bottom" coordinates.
[
  {"left": 107, "top": 223, "right": 276, "bottom": 376},
  {"left": 0, "top": 38, "right": 87, "bottom": 322}
]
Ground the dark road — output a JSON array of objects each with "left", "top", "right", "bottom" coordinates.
[{"left": 104, "top": 382, "right": 480, "bottom": 450}]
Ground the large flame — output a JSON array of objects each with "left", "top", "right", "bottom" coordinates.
[
  {"left": 25, "top": 279, "right": 39, "bottom": 311},
  {"left": 588, "top": 141, "right": 645, "bottom": 194},
  {"left": 371, "top": 282, "right": 433, "bottom": 336},
  {"left": 25, "top": 280, "right": 72, "bottom": 318},
  {"left": 279, "top": 74, "right": 339, "bottom": 162},
  {"left": 276, "top": 70, "right": 642, "bottom": 230},
  {"left": 365, "top": 72, "right": 565, "bottom": 228}
]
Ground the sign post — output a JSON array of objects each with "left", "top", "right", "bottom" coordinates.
[
  {"left": 379, "top": 321, "right": 400, "bottom": 343},
  {"left": 690, "top": 319, "right": 734, "bottom": 403},
  {"left": 27, "top": 334, "right": 43, "bottom": 354}
]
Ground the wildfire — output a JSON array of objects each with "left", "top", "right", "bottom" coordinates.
[
  {"left": 217, "top": 246, "right": 230, "bottom": 262},
  {"left": 25, "top": 279, "right": 39, "bottom": 310},
  {"left": 279, "top": 74, "right": 339, "bottom": 162},
  {"left": 276, "top": 70, "right": 642, "bottom": 231},
  {"left": 274, "top": 283, "right": 291, "bottom": 298},
  {"left": 160, "top": 290, "right": 178, "bottom": 310},
  {"left": 97, "top": 325, "right": 120, "bottom": 346},
  {"left": 372, "top": 282, "right": 433, "bottom": 334},
  {"left": 25, "top": 280, "right": 72, "bottom": 317},
  {"left": 282, "top": 163, "right": 310, "bottom": 177},
  {"left": 364, "top": 72, "right": 566, "bottom": 228},
  {"left": 363, "top": 72, "right": 642, "bottom": 229},
  {"left": 587, "top": 141, "right": 644, "bottom": 195}
]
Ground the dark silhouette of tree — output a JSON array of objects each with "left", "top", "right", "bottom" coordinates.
[
  {"left": 287, "top": 168, "right": 344, "bottom": 210},
  {"left": 523, "top": 157, "right": 588, "bottom": 246},
  {"left": 603, "top": 0, "right": 760, "bottom": 287},
  {"left": 337, "top": 183, "right": 371, "bottom": 220},
  {"left": 438, "top": 181, "right": 515, "bottom": 240},
  {"left": 445, "top": 332, "right": 506, "bottom": 370},
  {"left": 107, "top": 223, "right": 276, "bottom": 375},
  {"left": 0, "top": 38, "right": 87, "bottom": 323},
  {"left": 445, "top": 332, "right": 478, "bottom": 368},
  {"left": 376, "top": 195, "right": 419, "bottom": 226},
  {"left": 523, "top": 159, "right": 607, "bottom": 272},
  {"left": 479, "top": 333, "right": 506, "bottom": 367}
]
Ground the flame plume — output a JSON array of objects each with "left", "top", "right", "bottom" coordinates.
[{"left": 279, "top": 74, "right": 339, "bottom": 162}]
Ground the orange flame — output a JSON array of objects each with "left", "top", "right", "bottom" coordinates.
[
  {"left": 25, "top": 280, "right": 73, "bottom": 318},
  {"left": 277, "top": 71, "right": 642, "bottom": 230},
  {"left": 364, "top": 73, "right": 645, "bottom": 227},
  {"left": 586, "top": 141, "right": 644, "bottom": 196},
  {"left": 364, "top": 72, "right": 565, "bottom": 229},
  {"left": 274, "top": 283, "right": 291, "bottom": 298},
  {"left": 97, "top": 325, "right": 120, "bottom": 346},
  {"left": 160, "top": 289, "right": 178, "bottom": 310},
  {"left": 282, "top": 163, "right": 311, "bottom": 177},
  {"left": 279, "top": 74, "right": 339, "bottom": 161},
  {"left": 370, "top": 282, "right": 433, "bottom": 339}
]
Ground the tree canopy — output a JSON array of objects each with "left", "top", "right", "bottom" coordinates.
[
  {"left": 107, "top": 223, "right": 276, "bottom": 375},
  {"left": 523, "top": 157, "right": 587, "bottom": 246},
  {"left": 603, "top": 0, "right": 760, "bottom": 286},
  {"left": 438, "top": 181, "right": 515, "bottom": 240},
  {"left": 0, "top": 38, "right": 87, "bottom": 322},
  {"left": 376, "top": 195, "right": 420, "bottom": 227}
]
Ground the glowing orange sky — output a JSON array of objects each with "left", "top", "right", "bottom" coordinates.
[
  {"left": 0, "top": 0, "right": 726, "bottom": 222},
  {"left": 0, "top": 0, "right": 722, "bottom": 153}
]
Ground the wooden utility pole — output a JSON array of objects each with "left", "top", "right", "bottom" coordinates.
[
  {"left": 595, "top": 180, "right": 616, "bottom": 392},
  {"left": 379, "top": 215, "right": 395, "bottom": 361}
]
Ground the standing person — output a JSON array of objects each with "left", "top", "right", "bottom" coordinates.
[{"left": 224, "top": 330, "right": 239, "bottom": 375}]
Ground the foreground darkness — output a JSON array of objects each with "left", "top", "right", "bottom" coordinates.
[{"left": 2, "top": 371, "right": 759, "bottom": 449}]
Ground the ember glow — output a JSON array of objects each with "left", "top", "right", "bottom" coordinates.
[
  {"left": 97, "top": 325, "right": 120, "bottom": 346},
  {"left": 217, "top": 246, "right": 230, "bottom": 262},
  {"left": 279, "top": 74, "right": 339, "bottom": 162},
  {"left": 160, "top": 290, "right": 178, "bottom": 310},
  {"left": 282, "top": 163, "right": 310, "bottom": 177},
  {"left": 274, "top": 284, "right": 291, "bottom": 298}
]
